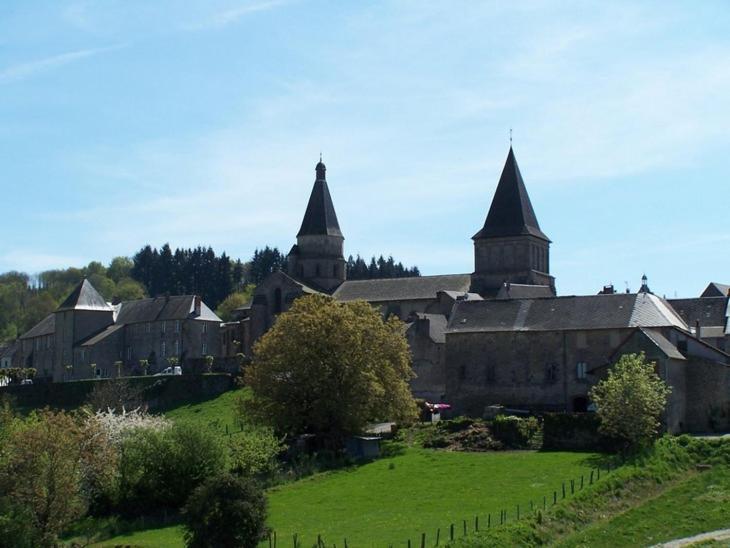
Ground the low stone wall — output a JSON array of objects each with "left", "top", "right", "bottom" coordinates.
[{"left": 0, "top": 373, "right": 235, "bottom": 411}]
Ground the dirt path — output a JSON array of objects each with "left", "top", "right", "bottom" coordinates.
[{"left": 654, "top": 528, "right": 730, "bottom": 547}]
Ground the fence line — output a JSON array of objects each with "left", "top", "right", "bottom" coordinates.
[{"left": 262, "top": 461, "right": 615, "bottom": 547}]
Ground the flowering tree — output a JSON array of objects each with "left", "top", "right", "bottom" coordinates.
[{"left": 590, "top": 352, "right": 671, "bottom": 451}]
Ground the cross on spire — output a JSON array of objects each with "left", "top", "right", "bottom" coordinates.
[{"left": 509, "top": 128, "right": 512, "bottom": 146}]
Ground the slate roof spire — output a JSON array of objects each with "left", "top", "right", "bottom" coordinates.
[
  {"left": 297, "top": 157, "right": 343, "bottom": 238},
  {"left": 473, "top": 147, "right": 549, "bottom": 241},
  {"left": 57, "top": 278, "right": 112, "bottom": 312}
]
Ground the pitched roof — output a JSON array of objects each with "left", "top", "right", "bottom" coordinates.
[
  {"left": 701, "top": 282, "right": 730, "bottom": 298},
  {"left": 668, "top": 297, "right": 728, "bottom": 328},
  {"left": 638, "top": 328, "right": 686, "bottom": 360},
  {"left": 80, "top": 324, "right": 125, "bottom": 347},
  {"left": 296, "top": 161, "right": 343, "bottom": 238},
  {"left": 408, "top": 313, "right": 448, "bottom": 344},
  {"left": 473, "top": 147, "right": 549, "bottom": 241},
  {"left": 19, "top": 313, "right": 55, "bottom": 339},
  {"left": 115, "top": 295, "right": 221, "bottom": 324},
  {"left": 57, "top": 279, "right": 112, "bottom": 312},
  {"left": 447, "top": 292, "right": 688, "bottom": 334},
  {"left": 495, "top": 283, "right": 554, "bottom": 300},
  {"left": 333, "top": 274, "right": 471, "bottom": 303}
]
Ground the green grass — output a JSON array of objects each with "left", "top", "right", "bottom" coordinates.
[
  {"left": 95, "top": 448, "right": 600, "bottom": 547},
  {"left": 557, "top": 466, "right": 730, "bottom": 548},
  {"left": 162, "top": 386, "right": 249, "bottom": 436}
]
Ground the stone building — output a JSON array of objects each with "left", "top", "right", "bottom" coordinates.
[
  {"left": 18, "top": 279, "right": 222, "bottom": 381},
  {"left": 244, "top": 148, "right": 730, "bottom": 432}
]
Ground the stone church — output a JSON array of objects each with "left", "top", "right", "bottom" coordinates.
[{"left": 242, "top": 147, "right": 730, "bottom": 433}]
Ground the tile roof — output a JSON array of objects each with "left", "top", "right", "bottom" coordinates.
[
  {"left": 701, "top": 282, "right": 730, "bottom": 298},
  {"left": 638, "top": 328, "right": 686, "bottom": 360},
  {"left": 668, "top": 297, "right": 728, "bottom": 328},
  {"left": 57, "top": 279, "right": 113, "bottom": 312},
  {"left": 473, "top": 147, "right": 549, "bottom": 242},
  {"left": 333, "top": 274, "right": 471, "bottom": 303},
  {"left": 415, "top": 313, "right": 448, "bottom": 344},
  {"left": 296, "top": 161, "right": 342, "bottom": 238},
  {"left": 447, "top": 292, "right": 689, "bottom": 333},
  {"left": 115, "top": 295, "right": 221, "bottom": 324},
  {"left": 19, "top": 313, "right": 55, "bottom": 339},
  {"left": 495, "top": 283, "right": 554, "bottom": 300},
  {"left": 80, "top": 324, "right": 125, "bottom": 347}
]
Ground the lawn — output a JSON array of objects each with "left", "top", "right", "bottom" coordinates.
[
  {"left": 162, "top": 386, "right": 249, "bottom": 436},
  {"left": 95, "top": 448, "right": 600, "bottom": 547},
  {"left": 558, "top": 465, "right": 730, "bottom": 548}
]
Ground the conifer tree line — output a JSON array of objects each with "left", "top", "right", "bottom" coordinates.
[
  {"left": 346, "top": 254, "right": 420, "bottom": 280},
  {"left": 0, "top": 244, "right": 420, "bottom": 343}
]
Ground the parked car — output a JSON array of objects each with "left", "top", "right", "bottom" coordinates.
[
  {"left": 20, "top": 378, "right": 33, "bottom": 385},
  {"left": 154, "top": 366, "right": 182, "bottom": 376}
]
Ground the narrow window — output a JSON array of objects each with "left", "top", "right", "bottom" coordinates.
[
  {"left": 175, "top": 320, "right": 180, "bottom": 333},
  {"left": 576, "top": 362, "right": 587, "bottom": 379},
  {"left": 127, "top": 347, "right": 132, "bottom": 360},
  {"left": 202, "top": 342, "right": 208, "bottom": 355},
  {"left": 146, "top": 322, "right": 151, "bottom": 333},
  {"left": 203, "top": 322, "right": 208, "bottom": 334},
  {"left": 161, "top": 322, "right": 166, "bottom": 334},
  {"left": 161, "top": 341, "right": 166, "bottom": 357},
  {"left": 174, "top": 340, "right": 179, "bottom": 356}
]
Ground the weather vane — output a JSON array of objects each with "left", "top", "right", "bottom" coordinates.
[{"left": 509, "top": 128, "right": 513, "bottom": 146}]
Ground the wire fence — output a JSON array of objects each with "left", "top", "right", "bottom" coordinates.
[{"left": 261, "top": 462, "right": 614, "bottom": 548}]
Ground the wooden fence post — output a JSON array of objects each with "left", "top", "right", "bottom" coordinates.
[
  {"left": 421, "top": 532, "right": 425, "bottom": 548},
  {"left": 436, "top": 528, "right": 440, "bottom": 545},
  {"left": 517, "top": 504, "right": 520, "bottom": 520},
  {"left": 463, "top": 520, "right": 467, "bottom": 536},
  {"left": 488, "top": 513, "right": 491, "bottom": 528},
  {"left": 570, "top": 479, "right": 575, "bottom": 495},
  {"left": 580, "top": 475, "right": 584, "bottom": 490},
  {"left": 590, "top": 469, "right": 594, "bottom": 484},
  {"left": 475, "top": 515, "right": 479, "bottom": 532},
  {"left": 553, "top": 491, "right": 557, "bottom": 504},
  {"left": 450, "top": 524, "right": 454, "bottom": 541},
  {"left": 562, "top": 482, "right": 566, "bottom": 498}
]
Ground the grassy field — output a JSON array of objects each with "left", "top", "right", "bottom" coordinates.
[
  {"left": 162, "top": 386, "right": 249, "bottom": 435},
  {"left": 557, "top": 465, "right": 730, "bottom": 548},
  {"left": 93, "top": 448, "right": 600, "bottom": 547}
]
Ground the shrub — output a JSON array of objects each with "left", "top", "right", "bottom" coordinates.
[
  {"left": 490, "top": 415, "right": 541, "bottom": 449},
  {"left": 115, "top": 422, "right": 227, "bottom": 514},
  {"left": 183, "top": 474, "right": 267, "bottom": 548},
  {"left": 229, "top": 426, "right": 284, "bottom": 478}
]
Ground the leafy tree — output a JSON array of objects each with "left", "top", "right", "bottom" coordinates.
[
  {"left": 244, "top": 294, "right": 418, "bottom": 447},
  {"left": 182, "top": 474, "right": 267, "bottom": 548},
  {"left": 107, "top": 256, "right": 134, "bottom": 283},
  {"left": 228, "top": 426, "right": 284, "bottom": 477},
  {"left": 115, "top": 277, "right": 146, "bottom": 301},
  {"left": 590, "top": 352, "right": 671, "bottom": 451},
  {"left": 116, "top": 423, "right": 227, "bottom": 514},
  {"left": 216, "top": 286, "right": 255, "bottom": 322},
  {"left": 0, "top": 410, "right": 115, "bottom": 546}
]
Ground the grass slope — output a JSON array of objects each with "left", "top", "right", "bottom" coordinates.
[
  {"left": 558, "top": 466, "right": 730, "bottom": 547},
  {"left": 163, "top": 386, "right": 249, "bottom": 435},
  {"left": 95, "top": 448, "right": 599, "bottom": 547}
]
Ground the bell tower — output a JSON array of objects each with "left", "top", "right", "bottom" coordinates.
[
  {"left": 287, "top": 158, "right": 346, "bottom": 292},
  {"left": 470, "top": 147, "right": 555, "bottom": 297}
]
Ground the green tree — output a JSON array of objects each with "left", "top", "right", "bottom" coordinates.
[
  {"left": 115, "top": 277, "right": 146, "bottom": 301},
  {"left": 589, "top": 352, "right": 671, "bottom": 451},
  {"left": 244, "top": 294, "right": 417, "bottom": 447},
  {"left": 107, "top": 256, "right": 134, "bottom": 283},
  {"left": 216, "top": 286, "right": 255, "bottom": 322},
  {"left": 182, "top": 474, "right": 267, "bottom": 548}
]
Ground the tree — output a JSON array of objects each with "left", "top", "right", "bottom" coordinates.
[
  {"left": 183, "top": 474, "right": 267, "bottom": 548},
  {"left": 107, "top": 256, "right": 134, "bottom": 283},
  {"left": 244, "top": 294, "right": 418, "bottom": 447},
  {"left": 589, "top": 352, "right": 671, "bottom": 451},
  {"left": 216, "top": 286, "right": 255, "bottom": 322},
  {"left": 0, "top": 410, "right": 114, "bottom": 547}
]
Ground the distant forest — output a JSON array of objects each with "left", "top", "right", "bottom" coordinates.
[{"left": 0, "top": 245, "right": 420, "bottom": 342}]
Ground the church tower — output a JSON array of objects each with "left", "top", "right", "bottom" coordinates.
[
  {"left": 470, "top": 147, "right": 555, "bottom": 297},
  {"left": 287, "top": 159, "right": 346, "bottom": 292}
]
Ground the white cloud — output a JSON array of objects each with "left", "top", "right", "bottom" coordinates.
[
  {"left": 0, "top": 45, "right": 123, "bottom": 84},
  {"left": 180, "top": 0, "right": 292, "bottom": 31}
]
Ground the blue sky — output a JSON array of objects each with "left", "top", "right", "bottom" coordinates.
[{"left": 1, "top": 0, "right": 729, "bottom": 298}]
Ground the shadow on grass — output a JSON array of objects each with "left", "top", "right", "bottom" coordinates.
[{"left": 63, "top": 512, "right": 182, "bottom": 545}]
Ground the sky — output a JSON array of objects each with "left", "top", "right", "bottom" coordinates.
[{"left": 1, "top": 0, "right": 729, "bottom": 298}]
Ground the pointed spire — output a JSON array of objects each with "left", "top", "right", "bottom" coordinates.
[
  {"left": 297, "top": 158, "right": 342, "bottom": 237},
  {"left": 473, "top": 147, "right": 549, "bottom": 241},
  {"left": 57, "top": 279, "right": 112, "bottom": 312}
]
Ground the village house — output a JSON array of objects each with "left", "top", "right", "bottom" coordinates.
[{"left": 17, "top": 279, "right": 222, "bottom": 382}]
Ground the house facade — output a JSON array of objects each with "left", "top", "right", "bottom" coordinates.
[{"left": 18, "top": 279, "right": 222, "bottom": 381}]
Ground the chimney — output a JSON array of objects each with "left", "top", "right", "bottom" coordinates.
[{"left": 194, "top": 296, "right": 202, "bottom": 317}]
